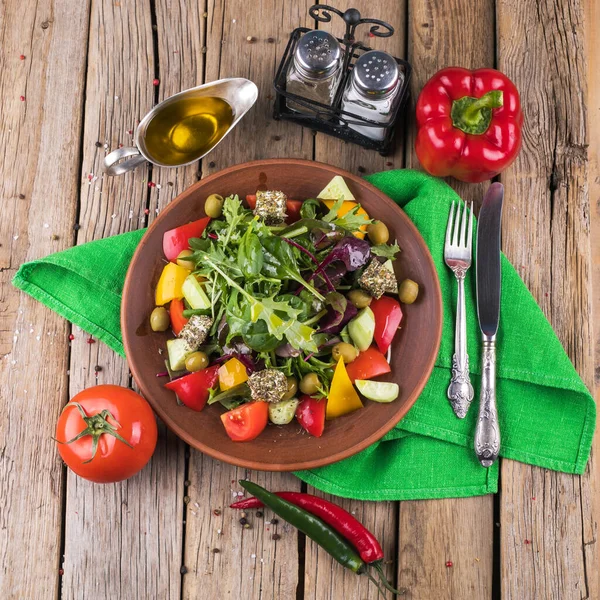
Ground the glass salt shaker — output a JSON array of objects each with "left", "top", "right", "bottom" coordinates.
[
  {"left": 341, "top": 50, "right": 403, "bottom": 141},
  {"left": 286, "top": 30, "right": 343, "bottom": 113}
]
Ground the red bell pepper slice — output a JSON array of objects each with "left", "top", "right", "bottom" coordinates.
[
  {"left": 370, "top": 296, "right": 403, "bottom": 355},
  {"left": 169, "top": 298, "right": 188, "bottom": 335},
  {"left": 296, "top": 395, "right": 326, "bottom": 437},
  {"left": 245, "top": 194, "right": 303, "bottom": 223},
  {"left": 165, "top": 365, "right": 219, "bottom": 411},
  {"left": 162, "top": 217, "right": 210, "bottom": 262},
  {"left": 415, "top": 67, "right": 523, "bottom": 183},
  {"left": 345, "top": 346, "right": 391, "bottom": 383}
]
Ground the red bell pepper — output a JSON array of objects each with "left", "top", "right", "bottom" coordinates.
[
  {"left": 162, "top": 217, "right": 210, "bottom": 262},
  {"left": 169, "top": 298, "right": 188, "bottom": 335},
  {"left": 296, "top": 395, "right": 326, "bottom": 437},
  {"left": 345, "top": 346, "right": 390, "bottom": 383},
  {"left": 165, "top": 365, "right": 219, "bottom": 411},
  {"left": 246, "top": 194, "right": 303, "bottom": 223},
  {"left": 415, "top": 67, "right": 523, "bottom": 183},
  {"left": 370, "top": 296, "right": 403, "bottom": 355}
]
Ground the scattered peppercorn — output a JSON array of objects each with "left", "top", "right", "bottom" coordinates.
[
  {"left": 144, "top": 208, "right": 150, "bottom": 215},
  {"left": 445, "top": 561, "right": 453, "bottom": 568},
  {"left": 167, "top": 181, "right": 174, "bottom": 186},
  {"left": 41, "top": 20, "right": 49, "bottom": 29},
  {"left": 73, "top": 224, "right": 80, "bottom": 231},
  {"left": 208, "top": 161, "right": 215, "bottom": 168},
  {"left": 212, "top": 548, "right": 220, "bottom": 554},
  {"left": 94, "top": 365, "right": 102, "bottom": 372},
  {"left": 243, "top": 523, "right": 251, "bottom": 529},
  {"left": 271, "top": 533, "right": 281, "bottom": 541},
  {"left": 272, "top": 135, "right": 281, "bottom": 141},
  {"left": 180, "top": 566, "right": 188, "bottom": 574},
  {"left": 357, "top": 166, "right": 366, "bottom": 173},
  {"left": 524, "top": 539, "right": 531, "bottom": 545},
  {"left": 239, "top": 518, "right": 248, "bottom": 525},
  {"left": 51, "top": 234, "right": 59, "bottom": 240},
  {"left": 386, "top": 161, "right": 393, "bottom": 167},
  {"left": 271, "top": 518, "right": 279, "bottom": 525},
  {"left": 18, "top": 193, "right": 25, "bottom": 199},
  {"left": 267, "top": 37, "right": 275, "bottom": 43},
  {"left": 184, "top": 496, "right": 190, "bottom": 504},
  {"left": 58, "top": 568, "right": 64, "bottom": 575},
  {"left": 246, "top": 36, "right": 256, "bottom": 43},
  {"left": 184, "top": 480, "right": 191, "bottom": 486},
  {"left": 213, "top": 509, "right": 221, "bottom": 516},
  {"left": 256, "top": 511, "right": 263, "bottom": 518},
  {"left": 148, "top": 181, "right": 156, "bottom": 188},
  {"left": 95, "top": 141, "right": 102, "bottom": 147}
]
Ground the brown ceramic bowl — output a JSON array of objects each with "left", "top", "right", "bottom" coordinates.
[{"left": 122, "top": 159, "right": 442, "bottom": 471}]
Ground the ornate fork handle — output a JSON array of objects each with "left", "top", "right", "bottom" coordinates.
[
  {"left": 447, "top": 266, "right": 474, "bottom": 418},
  {"left": 474, "top": 338, "right": 500, "bottom": 467}
]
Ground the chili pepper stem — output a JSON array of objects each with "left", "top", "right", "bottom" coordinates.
[{"left": 372, "top": 561, "right": 402, "bottom": 595}]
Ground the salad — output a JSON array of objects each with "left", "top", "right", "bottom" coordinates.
[{"left": 150, "top": 176, "right": 420, "bottom": 442}]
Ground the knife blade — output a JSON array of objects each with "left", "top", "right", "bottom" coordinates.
[{"left": 474, "top": 182, "right": 503, "bottom": 467}]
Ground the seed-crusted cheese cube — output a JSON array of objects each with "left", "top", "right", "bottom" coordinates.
[
  {"left": 179, "top": 315, "right": 213, "bottom": 350},
  {"left": 358, "top": 259, "right": 398, "bottom": 299},
  {"left": 254, "top": 190, "right": 287, "bottom": 225},
  {"left": 248, "top": 369, "right": 288, "bottom": 403}
]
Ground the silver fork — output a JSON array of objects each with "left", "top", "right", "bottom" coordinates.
[{"left": 444, "top": 201, "right": 475, "bottom": 418}]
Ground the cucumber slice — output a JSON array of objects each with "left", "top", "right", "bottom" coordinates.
[
  {"left": 182, "top": 275, "right": 211, "bottom": 310},
  {"left": 355, "top": 380, "right": 399, "bottom": 403},
  {"left": 268, "top": 398, "right": 300, "bottom": 425},
  {"left": 167, "top": 338, "right": 193, "bottom": 371},
  {"left": 317, "top": 175, "right": 355, "bottom": 201},
  {"left": 348, "top": 307, "right": 375, "bottom": 351}
]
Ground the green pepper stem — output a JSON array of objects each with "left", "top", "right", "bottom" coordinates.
[{"left": 451, "top": 90, "right": 504, "bottom": 135}]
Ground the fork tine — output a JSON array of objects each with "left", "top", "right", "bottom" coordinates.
[
  {"left": 467, "top": 202, "right": 474, "bottom": 252},
  {"left": 459, "top": 201, "right": 468, "bottom": 248},
  {"left": 451, "top": 202, "right": 460, "bottom": 247},
  {"left": 445, "top": 202, "right": 455, "bottom": 248}
]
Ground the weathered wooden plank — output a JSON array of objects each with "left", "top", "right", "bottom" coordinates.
[
  {"left": 61, "top": 2, "right": 184, "bottom": 599},
  {"left": 398, "top": 0, "right": 496, "bottom": 597},
  {"left": 182, "top": 1, "right": 313, "bottom": 599},
  {"left": 307, "top": 2, "right": 405, "bottom": 598},
  {"left": 497, "top": 1, "right": 597, "bottom": 599},
  {"left": 0, "top": 1, "right": 91, "bottom": 598}
]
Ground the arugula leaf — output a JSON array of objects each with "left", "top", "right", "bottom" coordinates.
[
  {"left": 300, "top": 198, "right": 321, "bottom": 220},
  {"left": 322, "top": 198, "right": 344, "bottom": 223},
  {"left": 237, "top": 225, "right": 264, "bottom": 277},
  {"left": 371, "top": 241, "right": 401, "bottom": 260},
  {"left": 221, "top": 195, "right": 250, "bottom": 247},
  {"left": 242, "top": 319, "right": 280, "bottom": 352}
]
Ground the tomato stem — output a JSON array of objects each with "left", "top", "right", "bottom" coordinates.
[{"left": 58, "top": 402, "right": 133, "bottom": 464}]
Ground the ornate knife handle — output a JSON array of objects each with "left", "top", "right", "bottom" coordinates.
[
  {"left": 447, "top": 270, "right": 474, "bottom": 418},
  {"left": 474, "top": 338, "right": 500, "bottom": 467}
]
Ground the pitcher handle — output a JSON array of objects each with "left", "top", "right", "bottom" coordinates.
[{"left": 103, "top": 146, "right": 148, "bottom": 176}]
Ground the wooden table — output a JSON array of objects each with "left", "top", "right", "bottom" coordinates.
[{"left": 1, "top": 0, "right": 598, "bottom": 598}]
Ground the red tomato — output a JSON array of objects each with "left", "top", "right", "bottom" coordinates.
[
  {"left": 345, "top": 346, "right": 391, "bottom": 383},
  {"left": 165, "top": 365, "right": 219, "bottom": 411},
  {"left": 296, "top": 395, "right": 326, "bottom": 437},
  {"left": 370, "top": 296, "right": 403, "bottom": 354},
  {"left": 169, "top": 298, "right": 188, "bottom": 335},
  {"left": 162, "top": 217, "right": 210, "bottom": 262},
  {"left": 221, "top": 402, "right": 269, "bottom": 442},
  {"left": 55, "top": 385, "right": 157, "bottom": 483},
  {"left": 245, "top": 195, "right": 302, "bottom": 223}
]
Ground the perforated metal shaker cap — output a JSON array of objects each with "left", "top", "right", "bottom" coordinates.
[
  {"left": 294, "top": 31, "right": 342, "bottom": 79},
  {"left": 353, "top": 50, "right": 400, "bottom": 97}
]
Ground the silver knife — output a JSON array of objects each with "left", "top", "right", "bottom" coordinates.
[{"left": 475, "top": 182, "right": 503, "bottom": 467}]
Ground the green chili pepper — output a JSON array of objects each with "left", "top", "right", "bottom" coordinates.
[{"left": 239, "top": 480, "right": 364, "bottom": 573}]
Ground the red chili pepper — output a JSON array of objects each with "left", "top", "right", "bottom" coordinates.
[
  {"left": 231, "top": 491, "right": 383, "bottom": 564},
  {"left": 415, "top": 67, "right": 523, "bottom": 183}
]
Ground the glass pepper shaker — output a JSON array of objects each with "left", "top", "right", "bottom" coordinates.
[
  {"left": 341, "top": 50, "right": 403, "bottom": 141},
  {"left": 285, "top": 30, "right": 343, "bottom": 113}
]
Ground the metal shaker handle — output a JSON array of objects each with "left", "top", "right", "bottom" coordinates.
[{"left": 103, "top": 146, "right": 148, "bottom": 176}]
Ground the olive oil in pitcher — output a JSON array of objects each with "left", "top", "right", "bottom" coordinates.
[{"left": 144, "top": 96, "right": 234, "bottom": 165}]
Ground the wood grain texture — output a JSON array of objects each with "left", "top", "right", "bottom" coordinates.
[
  {"left": 0, "top": 1, "right": 91, "bottom": 597},
  {"left": 181, "top": 1, "right": 312, "bottom": 598},
  {"left": 307, "top": 2, "right": 405, "bottom": 598},
  {"left": 398, "top": 1, "right": 496, "bottom": 597},
  {"left": 61, "top": 2, "right": 184, "bottom": 599},
  {"left": 497, "top": 1, "right": 596, "bottom": 598}
]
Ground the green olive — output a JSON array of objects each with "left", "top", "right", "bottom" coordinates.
[
  {"left": 331, "top": 342, "right": 358, "bottom": 364},
  {"left": 367, "top": 221, "right": 390, "bottom": 245},
  {"left": 185, "top": 351, "right": 209, "bottom": 372},
  {"left": 299, "top": 373, "right": 320, "bottom": 395},
  {"left": 176, "top": 249, "right": 195, "bottom": 270},
  {"left": 282, "top": 376, "right": 298, "bottom": 401},
  {"left": 399, "top": 279, "right": 419, "bottom": 304},
  {"left": 205, "top": 193, "right": 225, "bottom": 218},
  {"left": 347, "top": 289, "right": 372, "bottom": 309},
  {"left": 150, "top": 307, "right": 170, "bottom": 332}
]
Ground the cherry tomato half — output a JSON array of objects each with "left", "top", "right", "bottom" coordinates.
[
  {"left": 55, "top": 385, "right": 157, "bottom": 483},
  {"left": 220, "top": 401, "right": 269, "bottom": 442},
  {"left": 345, "top": 346, "right": 391, "bottom": 383}
]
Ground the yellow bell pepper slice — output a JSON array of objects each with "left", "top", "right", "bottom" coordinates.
[
  {"left": 155, "top": 262, "right": 191, "bottom": 306},
  {"left": 323, "top": 200, "right": 370, "bottom": 239},
  {"left": 218, "top": 357, "right": 249, "bottom": 391},
  {"left": 326, "top": 357, "right": 363, "bottom": 419}
]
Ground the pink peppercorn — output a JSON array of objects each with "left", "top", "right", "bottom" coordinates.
[
  {"left": 148, "top": 181, "right": 156, "bottom": 188},
  {"left": 19, "top": 55, "right": 25, "bottom": 60},
  {"left": 87, "top": 337, "right": 95, "bottom": 344},
  {"left": 445, "top": 561, "right": 453, "bottom": 568},
  {"left": 19, "top": 96, "right": 25, "bottom": 101},
  {"left": 153, "top": 78, "right": 160, "bottom": 86},
  {"left": 69, "top": 333, "right": 75, "bottom": 340}
]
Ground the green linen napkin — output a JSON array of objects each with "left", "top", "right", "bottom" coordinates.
[{"left": 13, "top": 170, "right": 595, "bottom": 500}]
